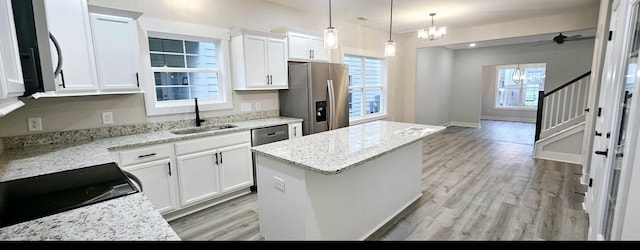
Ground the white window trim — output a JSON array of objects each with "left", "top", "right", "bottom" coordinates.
[
  {"left": 494, "top": 63, "right": 546, "bottom": 111},
  {"left": 341, "top": 47, "right": 388, "bottom": 125},
  {"left": 138, "top": 17, "right": 233, "bottom": 116}
]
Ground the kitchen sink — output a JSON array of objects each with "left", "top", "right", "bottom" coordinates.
[{"left": 170, "top": 124, "right": 237, "bottom": 135}]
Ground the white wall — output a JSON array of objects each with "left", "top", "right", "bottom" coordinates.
[
  {"left": 0, "top": 0, "right": 403, "bottom": 137},
  {"left": 414, "top": 47, "right": 453, "bottom": 126},
  {"left": 450, "top": 39, "right": 595, "bottom": 124}
]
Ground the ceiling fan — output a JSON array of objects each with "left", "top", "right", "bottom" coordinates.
[{"left": 532, "top": 32, "right": 595, "bottom": 46}]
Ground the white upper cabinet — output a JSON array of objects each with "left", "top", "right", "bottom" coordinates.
[
  {"left": 28, "top": 0, "right": 142, "bottom": 98},
  {"left": 89, "top": 13, "right": 140, "bottom": 91},
  {"left": 273, "top": 28, "right": 330, "bottom": 62},
  {"left": 44, "top": 0, "right": 99, "bottom": 93},
  {"left": 230, "top": 29, "right": 288, "bottom": 90},
  {"left": 0, "top": 0, "right": 25, "bottom": 116}
]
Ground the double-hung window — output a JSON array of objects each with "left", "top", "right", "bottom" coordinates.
[
  {"left": 143, "top": 30, "right": 232, "bottom": 116},
  {"left": 495, "top": 63, "right": 546, "bottom": 109},
  {"left": 344, "top": 55, "right": 385, "bottom": 120},
  {"left": 150, "top": 37, "right": 220, "bottom": 101}
]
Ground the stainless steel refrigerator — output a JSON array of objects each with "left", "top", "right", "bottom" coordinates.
[{"left": 279, "top": 62, "right": 349, "bottom": 135}]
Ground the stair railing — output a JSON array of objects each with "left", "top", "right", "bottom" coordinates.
[{"left": 535, "top": 71, "right": 591, "bottom": 141}]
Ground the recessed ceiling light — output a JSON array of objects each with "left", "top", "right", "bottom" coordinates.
[
  {"left": 469, "top": 43, "right": 477, "bottom": 47},
  {"left": 356, "top": 17, "right": 369, "bottom": 21}
]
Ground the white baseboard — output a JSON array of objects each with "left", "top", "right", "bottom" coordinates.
[
  {"left": 481, "top": 115, "right": 536, "bottom": 123},
  {"left": 449, "top": 121, "right": 481, "bottom": 128},
  {"left": 533, "top": 150, "right": 582, "bottom": 165}
]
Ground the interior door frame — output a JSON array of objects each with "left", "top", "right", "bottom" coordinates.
[{"left": 588, "top": 0, "right": 640, "bottom": 240}]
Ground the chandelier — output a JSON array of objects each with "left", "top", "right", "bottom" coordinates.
[{"left": 418, "top": 13, "right": 446, "bottom": 41}]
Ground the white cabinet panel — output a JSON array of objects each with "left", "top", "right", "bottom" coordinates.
[
  {"left": 309, "top": 37, "right": 329, "bottom": 62},
  {"left": 122, "top": 159, "right": 178, "bottom": 214},
  {"left": 230, "top": 29, "right": 288, "bottom": 90},
  {"left": 0, "top": 0, "right": 25, "bottom": 100},
  {"left": 288, "top": 33, "right": 310, "bottom": 60},
  {"left": 288, "top": 122, "right": 303, "bottom": 138},
  {"left": 219, "top": 143, "right": 253, "bottom": 193},
  {"left": 286, "top": 32, "right": 329, "bottom": 62},
  {"left": 268, "top": 39, "right": 288, "bottom": 87},
  {"left": 44, "top": 0, "right": 98, "bottom": 92},
  {"left": 176, "top": 150, "right": 220, "bottom": 207},
  {"left": 0, "top": 0, "right": 25, "bottom": 117},
  {"left": 244, "top": 35, "right": 268, "bottom": 87},
  {"left": 90, "top": 13, "right": 140, "bottom": 91}
]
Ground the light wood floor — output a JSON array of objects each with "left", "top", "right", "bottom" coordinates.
[{"left": 169, "top": 120, "right": 588, "bottom": 241}]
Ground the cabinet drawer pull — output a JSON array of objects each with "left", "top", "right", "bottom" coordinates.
[{"left": 138, "top": 153, "right": 157, "bottom": 158}]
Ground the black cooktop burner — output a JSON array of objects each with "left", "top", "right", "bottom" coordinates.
[{"left": 0, "top": 162, "right": 139, "bottom": 228}]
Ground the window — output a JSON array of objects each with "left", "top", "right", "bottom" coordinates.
[
  {"left": 344, "top": 55, "right": 385, "bottom": 119},
  {"left": 143, "top": 30, "right": 232, "bottom": 116},
  {"left": 495, "top": 63, "right": 546, "bottom": 109},
  {"left": 150, "top": 36, "right": 220, "bottom": 102}
]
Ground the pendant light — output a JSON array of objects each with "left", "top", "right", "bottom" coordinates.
[
  {"left": 512, "top": 64, "right": 523, "bottom": 84},
  {"left": 324, "top": 0, "right": 338, "bottom": 49},
  {"left": 384, "top": 0, "right": 396, "bottom": 57},
  {"left": 418, "top": 13, "right": 446, "bottom": 41}
]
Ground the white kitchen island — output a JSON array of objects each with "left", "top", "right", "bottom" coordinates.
[{"left": 251, "top": 121, "right": 445, "bottom": 240}]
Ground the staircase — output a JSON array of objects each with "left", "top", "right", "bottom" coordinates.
[{"left": 534, "top": 71, "right": 591, "bottom": 164}]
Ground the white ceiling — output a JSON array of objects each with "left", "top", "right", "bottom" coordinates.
[{"left": 265, "top": 0, "right": 600, "bottom": 49}]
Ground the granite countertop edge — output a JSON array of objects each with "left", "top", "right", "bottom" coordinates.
[{"left": 251, "top": 123, "right": 445, "bottom": 175}]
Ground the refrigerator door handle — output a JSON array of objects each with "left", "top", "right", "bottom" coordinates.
[{"left": 327, "top": 80, "right": 336, "bottom": 130}]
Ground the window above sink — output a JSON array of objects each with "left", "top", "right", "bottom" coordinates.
[{"left": 138, "top": 17, "right": 234, "bottom": 116}]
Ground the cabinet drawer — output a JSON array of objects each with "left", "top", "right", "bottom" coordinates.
[
  {"left": 119, "top": 144, "right": 172, "bottom": 166},
  {"left": 175, "top": 131, "right": 250, "bottom": 156}
]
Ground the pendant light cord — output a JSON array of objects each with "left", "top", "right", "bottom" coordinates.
[
  {"left": 329, "top": 0, "right": 332, "bottom": 27},
  {"left": 389, "top": 0, "right": 393, "bottom": 40}
]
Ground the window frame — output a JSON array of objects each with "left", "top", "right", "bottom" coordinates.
[
  {"left": 344, "top": 54, "right": 388, "bottom": 124},
  {"left": 494, "top": 63, "right": 546, "bottom": 111},
  {"left": 139, "top": 20, "right": 233, "bottom": 116}
]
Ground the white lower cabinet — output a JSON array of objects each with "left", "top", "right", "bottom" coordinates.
[
  {"left": 176, "top": 149, "right": 221, "bottom": 207},
  {"left": 173, "top": 131, "right": 253, "bottom": 209},
  {"left": 112, "top": 131, "right": 253, "bottom": 218},
  {"left": 122, "top": 158, "right": 179, "bottom": 214},
  {"left": 218, "top": 143, "right": 253, "bottom": 193},
  {"left": 288, "top": 122, "right": 303, "bottom": 138},
  {"left": 114, "top": 143, "right": 178, "bottom": 215}
]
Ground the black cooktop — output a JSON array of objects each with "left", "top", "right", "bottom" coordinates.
[{"left": 0, "top": 162, "right": 139, "bottom": 228}]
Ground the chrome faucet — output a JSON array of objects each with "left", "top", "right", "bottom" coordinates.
[{"left": 195, "top": 98, "right": 205, "bottom": 127}]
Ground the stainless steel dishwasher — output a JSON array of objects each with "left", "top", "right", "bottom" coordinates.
[{"left": 250, "top": 124, "right": 289, "bottom": 191}]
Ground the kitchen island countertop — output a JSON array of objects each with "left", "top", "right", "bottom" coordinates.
[
  {"left": 0, "top": 117, "right": 302, "bottom": 240},
  {"left": 251, "top": 120, "right": 445, "bottom": 175}
]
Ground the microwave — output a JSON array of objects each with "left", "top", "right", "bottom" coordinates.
[{"left": 11, "top": 0, "right": 58, "bottom": 97}]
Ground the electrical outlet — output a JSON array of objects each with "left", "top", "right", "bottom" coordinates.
[
  {"left": 102, "top": 112, "right": 114, "bottom": 125},
  {"left": 255, "top": 102, "right": 261, "bottom": 111},
  {"left": 241, "top": 103, "right": 252, "bottom": 112},
  {"left": 273, "top": 176, "right": 285, "bottom": 192},
  {"left": 27, "top": 117, "right": 42, "bottom": 132}
]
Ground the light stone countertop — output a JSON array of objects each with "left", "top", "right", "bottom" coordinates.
[
  {"left": 251, "top": 120, "right": 446, "bottom": 175},
  {"left": 0, "top": 117, "right": 302, "bottom": 240}
]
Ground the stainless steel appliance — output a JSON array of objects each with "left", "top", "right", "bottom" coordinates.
[
  {"left": 0, "top": 162, "right": 140, "bottom": 228},
  {"left": 250, "top": 124, "right": 289, "bottom": 191},
  {"left": 279, "top": 62, "right": 349, "bottom": 135}
]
